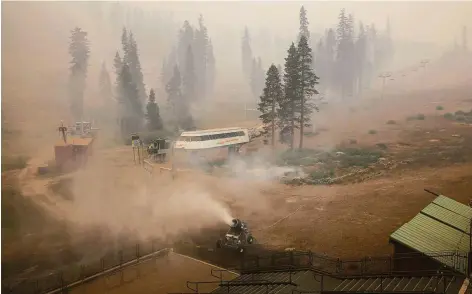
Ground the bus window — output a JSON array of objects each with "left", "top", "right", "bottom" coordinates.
[
  {"left": 192, "top": 136, "right": 202, "bottom": 141},
  {"left": 178, "top": 136, "right": 191, "bottom": 142}
]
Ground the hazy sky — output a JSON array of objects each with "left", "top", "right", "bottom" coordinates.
[{"left": 136, "top": 1, "right": 472, "bottom": 45}]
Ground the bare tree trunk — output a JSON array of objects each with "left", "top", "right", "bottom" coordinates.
[
  {"left": 271, "top": 100, "right": 275, "bottom": 148},
  {"left": 290, "top": 101, "right": 295, "bottom": 150},
  {"left": 299, "top": 93, "right": 304, "bottom": 150}
]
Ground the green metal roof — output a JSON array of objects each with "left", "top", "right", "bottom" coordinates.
[
  {"left": 392, "top": 213, "right": 469, "bottom": 252},
  {"left": 432, "top": 195, "right": 472, "bottom": 219},
  {"left": 421, "top": 203, "right": 470, "bottom": 234},
  {"left": 390, "top": 213, "right": 469, "bottom": 274}
]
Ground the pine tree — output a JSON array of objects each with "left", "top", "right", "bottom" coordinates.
[
  {"left": 127, "top": 31, "right": 147, "bottom": 103},
  {"left": 166, "top": 66, "right": 194, "bottom": 130},
  {"left": 99, "top": 62, "right": 113, "bottom": 103},
  {"left": 325, "top": 28, "right": 337, "bottom": 90},
  {"left": 297, "top": 35, "right": 319, "bottom": 149},
  {"left": 206, "top": 39, "right": 216, "bottom": 97},
  {"left": 113, "top": 51, "right": 123, "bottom": 102},
  {"left": 194, "top": 14, "right": 209, "bottom": 100},
  {"left": 354, "top": 22, "right": 367, "bottom": 96},
  {"left": 117, "top": 63, "right": 143, "bottom": 136},
  {"left": 242, "top": 27, "right": 253, "bottom": 78},
  {"left": 113, "top": 51, "right": 123, "bottom": 77},
  {"left": 258, "top": 64, "right": 283, "bottom": 147},
  {"left": 277, "top": 64, "right": 284, "bottom": 79},
  {"left": 281, "top": 43, "right": 301, "bottom": 149},
  {"left": 68, "top": 27, "right": 90, "bottom": 120},
  {"left": 250, "top": 57, "right": 265, "bottom": 99},
  {"left": 177, "top": 21, "right": 194, "bottom": 72},
  {"left": 335, "top": 8, "right": 353, "bottom": 99},
  {"left": 166, "top": 65, "right": 182, "bottom": 118},
  {"left": 298, "top": 6, "right": 310, "bottom": 42},
  {"left": 161, "top": 47, "right": 177, "bottom": 89},
  {"left": 117, "top": 63, "right": 142, "bottom": 117},
  {"left": 183, "top": 45, "right": 196, "bottom": 103},
  {"left": 384, "top": 17, "right": 395, "bottom": 64},
  {"left": 145, "top": 88, "right": 163, "bottom": 131},
  {"left": 121, "top": 27, "right": 129, "bottom": 64},
  {"left": 314, "top": 39, "right": 326, "bottom": 94}
]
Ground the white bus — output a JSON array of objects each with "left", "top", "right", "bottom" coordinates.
[{"left": 174, "top": 127, "right": 250, "bottom": 150}]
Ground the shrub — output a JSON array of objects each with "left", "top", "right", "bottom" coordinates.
[
  {"left": 335, "top": 148, "right": 383, "bottom": 168},
  {"left": 436, "top": 105, "right": 444, "bottom": 111},
  {"left": 277, "top": 149, "right": 321, "bottom": 166},
  {"left": 2, "top": 156, "right": 29, "bottom": 172},
  {"left": 407, "top": 114, "right": 425, "bottom": 121},
  {"left": 376, "top": 143, "right": 388, "bottom": 150},
  {"left": 386, "top": 120, "right": 396, "bottom": 125},
  {"left": 444, "top": 113, "right": 454, "bottom": 119},
  {"left": 303, "top": 131, "right": 320, "bottom": 137},
  {"left": 368, "top": 129, "right": 377, "bottom": 135},
  {"left": 456, "top": 116, "right": 466, "bottom": 122},
  {"left": 310, "top": 169, "right": 335, "bottom": 180}
]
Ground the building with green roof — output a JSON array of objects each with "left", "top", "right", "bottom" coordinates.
[{"left": 389, "top": 195, "right": 471, "bottom": 275}]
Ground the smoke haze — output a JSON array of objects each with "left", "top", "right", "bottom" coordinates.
[{"left": 3, "top": 0, "right": 472, "bottom": 250}]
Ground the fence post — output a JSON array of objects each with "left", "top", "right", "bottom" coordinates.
[
  {"left": 80, "top": 265, "right": 85, "bottom": 283},
  {"left": 444, "top": 276, "right": 447, "bottom": 293},
  {"left": 119, "top": 250, "right": 124, "bottom": 284},
  {"left": 308, "top": 250, "right": 313, "bottom": 267},
  {"left": 136, "top": 243, "right": 141, "bottom": 279},
  {"left": 101, "top": 257, "right": 106, "bottom": 288},
  {"left": 101, "top": 258, "right": 105, "bottom": 273},
  {"left": 35, "top": 279, "right": 40, "bottom": 294},
  {"left": 321, "top": 275, "right": 324, "bottom": 291},
  {"left": 390, "top": 255, "right": 393, "bottom": 274},
  {"left": 59, "top": 272, "right": 64, "bottom": 293},
  {"left": 290, "top": 251, "right": 294, "bottom": 266}
]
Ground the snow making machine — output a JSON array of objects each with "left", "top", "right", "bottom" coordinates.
[
  {"left": 216, "top": 219, "right": 255, "bottom": 254},
  {"left": 146, "top": 138, "right": 171, "bottom": 163}
]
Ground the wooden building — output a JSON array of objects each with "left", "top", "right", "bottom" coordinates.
[{"left": 54, "top": 136, "right": 94, "bottom": 171}]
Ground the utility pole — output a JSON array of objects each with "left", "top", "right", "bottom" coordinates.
[
  {"left": 420, "top": 59, "right": 430, "bottom": 70},
  {"left": 58, "top": 121, "right": 68, "bottom": 144},
  {"left": 378, "top": 72, "right": 391, "bottom": 99}
]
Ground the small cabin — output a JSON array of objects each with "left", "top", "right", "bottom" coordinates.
[
  {"left": 54, "top": 137, "right": 94, "bottom": 171},
  {"left": 389, "top": 195, "right": 471, "bottom": 275}
]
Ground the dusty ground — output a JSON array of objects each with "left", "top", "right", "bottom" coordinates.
[{"left": 3, "top": 20, "right": 472, "bottom": 292}]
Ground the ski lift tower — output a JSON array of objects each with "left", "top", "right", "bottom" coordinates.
[{"left": 378, "top": 72, "right": 392, "bottom": 100}]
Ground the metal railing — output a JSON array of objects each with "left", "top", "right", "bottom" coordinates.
[
  {"left": 2, "top": 240, "right": 170, "bottom": 294},
  {"left": 173, "top": 250, "right": 467, "bottom": 294},
  {"left": 174, "top": 267, "right": 461, "bottom": 294},
  {"left": 239, "top": 250, "right": 469, "bottom": 277}
]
